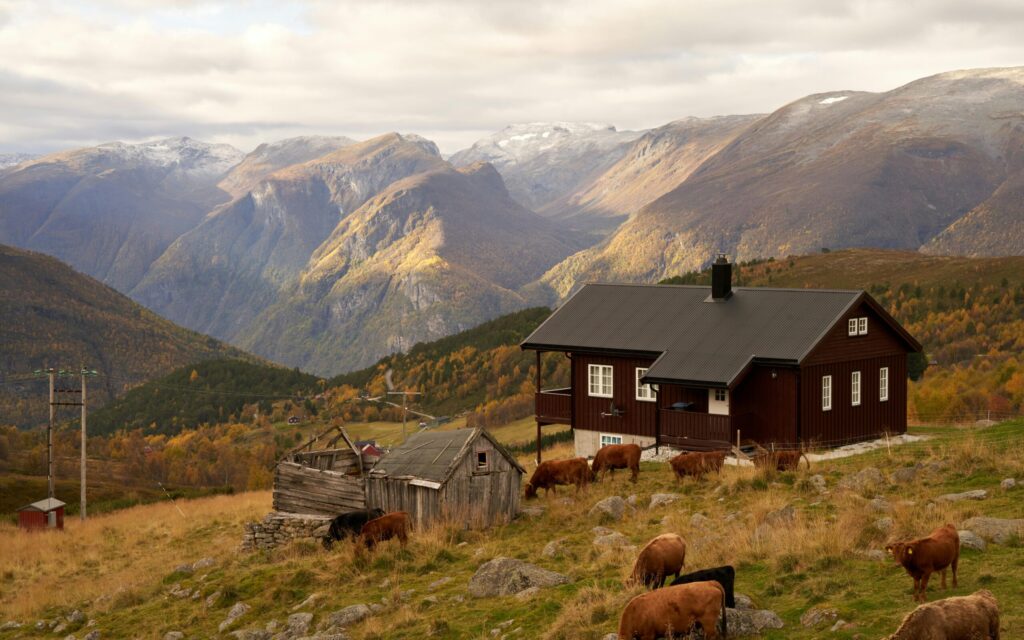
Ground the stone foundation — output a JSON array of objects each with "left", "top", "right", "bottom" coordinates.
[
  {"left": 573, "top": 429, "right": 656, "bottom": 458},
  {"left": 240, "top": 511, "right": 333, "bottom": 551}
]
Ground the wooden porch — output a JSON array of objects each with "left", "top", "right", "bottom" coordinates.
[
  {"left": 535, "top": 387, "right": 572, "bottom": 425},
  {"left": 658, "top": 408, "right": 734, "bottom": 451}
]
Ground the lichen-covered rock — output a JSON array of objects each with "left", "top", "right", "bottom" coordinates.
[
  {"left": 690, "top": 513, "right": 710, "bottom": 529},
  {"left": 808, "top": 475, "right": 827, "bottom": 493},
  {"left": 649, "top": 493, "right": 680, "bottom": 509},
  {"left": 837, "top": 467, "right": 885, "bottom": 493},
  {"left": 519, "top": 505, "right": 545, "bottom": 518},
  {"left": 733, "top": 593, "right": 754, "bottom": 610},
  {"left": 542, "top": 539, "right": 566, "bottom": 558},
  {"left": 1000, "top": 478, "right": 1017, "bottom": 491},
  {"left": 287, "top": 612, "right": 314, "bottom": 636},
  {"left": 0, "top": 622, "right": 21, "bottom": 632},
  {"left": 726, "top": 608, "right": 785, "bottom": 634},
  {"left": 428, "top": 576, "right": 452, "bottom": 591},
  {"left": 962, "top": 517, "right": 1024, "bottom": 544},
  {"left": 468, "top": 557, "right": 570, "bottom": 597},
  {"left": 593, "top": 532, "right": 633, "bottom": 549},
  {"left": 874, "top": 517, "right": 894, "bottom": 534},
  {"left": 323, "top": 604, "right": 371, "bottom": 629},
  {"left": 868, "top": 497, "right": 892, "bottom": 512},
  {"left": 891, "top": 465, "right": 921, "bottom": 484},
  {"left": 589, "top": 496, "right": 629, "bottom": 521},
  {"left": 800, "top": 606, "right": 839, "bottom": 628},
  {"left": 935, "top": 489, "right": 987, "bottom": 502},
  {"left": 163, "top": 633, "right": 184, "bottom": 640},
  {"left": 219, "top": 602, "right": 251, "bottom": 632},
  {"left": 958, "top": 530, "right": 986, "bottom": 551}
]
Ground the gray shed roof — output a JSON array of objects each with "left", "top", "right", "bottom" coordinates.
[
  {"left": 19, "top": 497, "right": 66, "bottom": 512},
  {"left": 370, "top": 428, "right": 525, "bottom": 484},
  {"left": 522, "top": 283, "right": 917, "bottom": 387}
]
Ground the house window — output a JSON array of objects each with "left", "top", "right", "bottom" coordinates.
[
  {"left": 858, "top": 317, "right": 868, "bottom": 335},
  {"left": 848, "top": 318, "right": 858, "bottom": 336},
  {"left": 714, "top": 389, "right": 727, "bottom": 403},
  {"left": 822, "top": 375, "right": 832, "bottom": 411},
  {"left": 588, "top": 364, "right": 613, "bottom": 398},
  {"left": 600, "top": 434, "right": 623, "bottom": 447},
  {"left": 476, "top": 450, "right": 489, "bottom": 471},
  {"left": 635, "top": 368, "right": 655, "bottom": 401},
  {"left": 851, "top": 371, "right": 861, "bottom": 406},
  {"left": 880, "top": 367, "right": 889, "bottom": 402}
]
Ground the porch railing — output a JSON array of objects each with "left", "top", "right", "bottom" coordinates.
[
  {"left": 659, "top": 409, "right": 732, "bottom": 450},
  {"left": 536, "top": 388, "right": 572, "bottom": 425}
]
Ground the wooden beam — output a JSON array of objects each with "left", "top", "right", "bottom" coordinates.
[
  {"left": 536, "top": 421, "right": 542, "bottom": 465},
  {"left": 535, "top": 350, "right": 541, "bottom": 393}
]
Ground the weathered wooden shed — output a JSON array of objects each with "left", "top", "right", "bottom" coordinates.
[
  {"left": 18, "top": 497, "right": 65, "bottom": 531},
  {"left": 273, "top": 425, "right": 367, "bottom": 516},
  {"left": 366, "top": 428, "right": 525, "bottom": 530}
]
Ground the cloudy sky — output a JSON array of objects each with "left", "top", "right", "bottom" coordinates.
[{"left": 2, "top": 0, "right": 1023, "bottom": 155}]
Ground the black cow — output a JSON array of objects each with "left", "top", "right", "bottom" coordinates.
[
  {"left": 322, "top": 508, "right": 385, "bottom": 549},
  {"left": 670, "top": 565, "right": 736, "bottom": 609}
]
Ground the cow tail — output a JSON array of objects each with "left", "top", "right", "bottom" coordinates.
[{"left": 801, "top": 452, "right": 810, "bottom": 470}]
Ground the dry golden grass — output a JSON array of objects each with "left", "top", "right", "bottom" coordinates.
[{"left": 0, "top": 491, "right": 270, "bottom": 620}]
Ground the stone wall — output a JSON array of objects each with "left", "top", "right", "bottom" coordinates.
[{"left": 240, "top": 511, "right": 333, "bottom": 551}]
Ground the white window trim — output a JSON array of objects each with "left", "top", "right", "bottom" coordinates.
[
  {"left": 880, "top": 367, "right": 889, "bottom": 402},
  {"left": 588, "top": 364, "right": 613, "bottom": 398},
  {"left": 635, "top": 367, "right": 655, "bottom": 402},
  {"left": 852, "top": 371, "right": 861, "bottom": 406},
  {"left": 848, "top": 318, "right": 858, "bottom": 336},
  {"left": 822, "top": 375, "right": 832, "bottom": 411},
  {"left": 600, "top": 433, "right": 623, "bottom": 446},
  {"left": 858, "top": 317, "right": 868, "bottom": 335}
]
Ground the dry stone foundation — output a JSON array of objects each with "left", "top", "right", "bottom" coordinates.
[{"left": 241, "top": 512, "right": 333, "bottom": 551}]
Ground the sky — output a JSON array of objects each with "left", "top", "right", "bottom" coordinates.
[{"left": 2, "top": 0, "right": 1024, "bottom": 155}]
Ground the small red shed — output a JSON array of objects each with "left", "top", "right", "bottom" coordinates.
[{"left": 17, "top": 497, "right": 66, "bottom": 531}]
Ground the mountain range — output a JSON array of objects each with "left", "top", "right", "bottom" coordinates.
[{"left": 1, "top": 66, "right": 1023, "bottom": 375}]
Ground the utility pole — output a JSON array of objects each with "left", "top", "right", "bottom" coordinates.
[
  {"left": 37, "top": 365, "right": 96, "bottom": 519},
  {"left": 47, "top": 368, "right": 55, "bottom": 499},
  {"left": 80, "top": 367, "right": 88, "bottom": 520},
  {"left": 387, "top": 390, "right": 422, "bottom": 438}
]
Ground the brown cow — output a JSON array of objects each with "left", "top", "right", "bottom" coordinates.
[
  {"left": 886, "top": 524, "right": 960, "bottom": 602},
  {"left": 630, "top": 533, "right": 687, "bottom": 589},
  {"left": 754, "top": 450, "right": 810, "bottom": 471},
  {"left": 525, "top": 457, "right": 591, "bottom": 499},
  {"left": 593, "top": 443, "right": 641, "bottom": 483},
  {"left": 669, "top": 451, "right": 726, "bottom": 481},
  {"left": 360, "top": 511, "right": 411, "bottom": 549},
  {"left": 883, "top": 590, "right": 1000, "bottom": 640},
  {"left": 618, "top": 580, "right": 726, "bottom": 640}
]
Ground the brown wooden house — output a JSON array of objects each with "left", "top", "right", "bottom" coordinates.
[{"left": 522, "top": 256, "right": 921, "bottom": 457}]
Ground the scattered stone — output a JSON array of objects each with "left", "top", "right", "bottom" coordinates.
[
  {"left": 1001, "top": 478, "right": 1017, "bottom": 491},
  {"left": 324, "top": 604, "right": 371, "bottom": 629},
  {"left": 959, "top": 530, "right": 986, "bottom": 551},
  {"left": 468, "top": 557, "right": 571, "bottom": 597},
  {"left": 726, "top": 608, "right": 785, "bottom": 635},
  {"left": 219, "top": 602, "right": 251, "bottom": 633},
  {"left": 874, "top": 517, "right": 894, "bottom": 534},
  {"left": 398, "top": 589, "right": 415, "bottom": 601},
  {"left": 764, "top": 505, "right": 796, "bottom": 526},
  {"left": 173, "top": 563, "right": 194, "bottom": 575},
  {"left": 515, "top": 586, "right": 540, "bottom": 601},
  {"left": 649, "top": 493, "right": 680, "bottom": 509},
  {"left": 192, "top": 557, "right": 216, "bottom": 571},
  {"left": 167, "top": 583, "right": 192, "bottom": 599},
  {"left": 589, "top": 496, "right": 629, "bottom": 521},
  {"left": 205, "top": 591, "right": 222, "bottom": 608},
  {"left": 369, "top": 604, "right": 385, "bottom": 614},
  {"left": 593, "top": 532, "right": 633, "bottom": 549},
  {"left": 53, "top": 622, "right": 68, "bottom": 634},
  {"left": 808, "top": 474, "right": 827, "bottom": 493},
  {"left": 733, "top": 593, "right": 754, "bottom": 610},
  {"left": 626, "top": 494, "right": 638, "bottom": 508},
  {"left": 240, "top": 511, "right": 333, "bottom": 552},
  {"left": 837, "top": 467, "right": 886, "bottom": 493},
  {"left": 591, "top": 526, "right": 616, "bottom": 536},
  {"left": 801, "top": 607, "right": 839, "bottom": 628},
  {"left": 265, "top": 620, "right": 280, "bottom": 633},
  {"left": 292, "top": 593, "right": 324, "bottom": 610},
  {"left": 62, "top": 636, "right": 76, "bottom": 640},
  {"left": 690, "top": 513, "right": 710, "bottom": 529},
  {"left": 0, "top": 622, "right": 21, "bottom": 631},
  {"left": 723, "top": 511, "right": 743, "bottom": 523},
  {"left": 935, "top": 490, "right": 988, "bottom": 502},
  {"left": 66, "top": 611, "right": 85, "bottom": 624},
  {"left": 830, "top": 620, "right": 848, "bottom": 632},
  {"left": 891, "top": 465, "right": 921, "bottom": 484},
  {"left": 542, "top": 539, "right": 566, "bottom": 558},
  {"left": 287, "top": 613, "right": 313, "bottom": 636},
  {"left": 428, "top": 576, "right": 452, "bottom": 591},
  {"left": 379, "top": 578, "right": 391, "bottom": 589},
  {"left": 457, "top": 541, "right": 468, "bottom": 547},
  {"left": 228, "top": 631, "right": 269, "bottom": 640},
  {"left": 519, "top": 506, "right": 545, "bottom": 518},
  {"left": 962, "top": 517, "right": 1024, "bottom": 544},
  {"left": 163, "top": 633, "right": 184, "bottom": 640},
  {"left": 868, "top": 497, "right": 892, "bottom": 513},
  {"left": 448, "top": 595, "right": 464, "bottom": 604}
]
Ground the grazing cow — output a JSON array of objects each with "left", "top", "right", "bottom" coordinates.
[
  {"left": 671, "top": 565, "right": 736, "bottom": 609},
  {"left": 669, "top": 451, "right": 726, "bottom": 481},
  {"left": 754, "top": 450, "right": 809, "bottom": 471},
  {"left": 525, "top": 457, "right": 591, "bottom": 499},
  {"left": 322, "top": 508, "right": 385, "bottom": 549},
  {"left": 592, "top": 443, "right": 642, "bottom": 483},
  {"left": 359, "top": 511, "right": 411, "bottom": 549},
  {"left": 618, "top": 580, "right": 726, "bottom": 640},
  {"left": 883, "top": 590, "right": 1000, "bottom": 640},
  {"left": 631, "top": 533, "right": 687, "bottom": 589},
  {"left": 886, "top": 524, "right": 960, "bottom": 602}
]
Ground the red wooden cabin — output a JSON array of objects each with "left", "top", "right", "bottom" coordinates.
[
  {"left": 17, "top": 497, "right": 66, "bottom": 531},
  {"left": 522, "top": 256, "right": 921, "bottom": 457}
]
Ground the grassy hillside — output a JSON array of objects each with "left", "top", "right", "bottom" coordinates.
[
  {"left": 0, "top": 245, "right": 252, "bottom": 428},
  {"left": 1, "top": 421, "right": 1022, "bottom": 638}
]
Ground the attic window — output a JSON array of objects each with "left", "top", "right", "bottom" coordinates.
[
  {"left": 476, "top": 450, "right": 489, "bottom": 471},
  {"left": 848, "top": 317, "right": 869, "bottom": 336}
]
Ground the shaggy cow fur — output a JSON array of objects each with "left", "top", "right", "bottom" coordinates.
[
  {"left": 525, "top": 457, "right": 592, "bottom": 499},
  {"left": 593, "top": 443, "right": 642, "bottom": 482},
  {"left": 883, "top": 590, "right": 1000, "bottom": 639},
  {"left": 617, "top": 580, "right": 727, "bottom": 640},
  {"left": 630, "top": 533, "right": 687, "bottom": 589},
  {"left": 360, "top": 511, "right": 411, "bottom": 549},
  {"left": 886, "top": 524, "right": 960, "bottom": 602},
  {"left": 322, "top": 508, "right": 386, "bottom": 549},
  {"left": 754, "top": 450, "right": 809, "bottom": 471},
  {"left": 671, "top": 565, "right": 736, "bottom": 609},
  {"left": 669, "top": 451, "right": 726, "bottom": 481}
]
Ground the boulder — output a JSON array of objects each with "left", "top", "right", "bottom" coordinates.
[
  {"left": 800, "top": 607, "right": 839, "bottom": 628},
  {"left": 519, "top": 506, "right": 545, "bottom": 518},
  {"left": 322, "top": 604, "right": 371, "bottom": 630},
  {"left": 726, "top": 608, "right": 785, "bottom": 634},
  {"left": 958, "top": 530, "right": 986, "bottom": 551},
  {"left": 428, "top": 576, "right": 452, "bottom": 591},
  {"left": 287, "top": 613, "right": 314, "bottom": 636},
  {"left": 961, "top": 517, "right": 1024, "bottom": 544},
  {"left": 808, "top": 475, "right": 827, "bottom": 493},
  {"left": 626, "top": 495, "right": 638, "bottom": 508},
  {"left": 649, "top": 493, "right": 680, "bottom": 509},
  {"left": 935, "top": 490, "right": 987, "bottom": 502},
  {"left": 173, "top": 563, "right": 194, "bottom": 575},
  {"left": 837, "top": 467, "right": 885, "bottom": 493},
  {"left": 593, "top": 532, "right": 633, "bottom": 549},
  {"left": 890, "top": 465, "right": 921, "bottom": 484},
  {"left": 219, "top": 602, "right": 251, "bottom": 632},
  {"left": 163, "top": 633, "right": 185, "bottom": 640},
  {"left": 589, "top": 496, "right": 629, "bottom": 521},
  {"left": 542, "top": 539, "right": 566, "bottom": 558},
  {"left": 690, "top": 513, "right": 711, "bottom": 529},
  {"left": 733, "top": 593, "right": 754, "bottom": 610},
  {"left": 66, "top": 611, "right": 85, "bottom": 624},
  {"left": 764, "top": 505, "right": 796, "bottom": 526},
  {"left": 874, "top": 517, "right": 894, "bottom": 534},
  {"left": 1001, "top": 478, "right": 1017, "bottom": 491},
  {"left": 468, "top": 557, "right": 570, "bottom": 597},
  {"left": 205, "top": 591, "right": 222, "bottom": 608},
  {"left": 868, "top": 497, "right": 892, "bottom": 513},
  {"left": 192, "top": 557, "right": 215, "bottom": 571},
  {"left": 591, "top": 526, "right": 617, "bottom": 536},
  {"left": 0, "top": 622, "right": 21, "bottom": 631}
]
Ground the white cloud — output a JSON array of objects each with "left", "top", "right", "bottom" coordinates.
[{"left": 1, "top": 0, "right": 1024, "bottom": 154}]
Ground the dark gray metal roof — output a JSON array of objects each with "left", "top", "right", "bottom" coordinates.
[
  {"left": 370, "top": 428, "right": 525, "bottom": 483},
  {"left": 521, "top": 284, "right": 869, "bottom": 387}
]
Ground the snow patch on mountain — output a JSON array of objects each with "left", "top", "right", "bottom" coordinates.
[
  {"left": 93, "top": 137, "right": 244, "bottom": 176},
  {"left": 452, "top": 122, "right": 639, "bottom": 167},
  {"left": 819, "top": 96, "right": 848, "bottom": 105},
  {"left": 0, "top": 153, "right": 38, "bottom": 170}
]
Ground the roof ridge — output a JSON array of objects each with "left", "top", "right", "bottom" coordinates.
[{"left": 583, "top": 282, "right": 863, "bottom": 294}]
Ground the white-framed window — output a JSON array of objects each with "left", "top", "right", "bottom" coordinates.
[
  {"left": 880, "top": 367, "right": 889, "bottom": 402},
  {"left": 588, "top": 364, "right": 613, "bottom": 398},
  {"left": 822, "top": 375, "right": 832, "bottom": 411},
  {"left": 851, "top": 371, "right": 861, "bottom": 406},
  {"left": 848, "top": 318, "right": 858, "bottom": 336},
  {"left": 858, "top": 317, "right": 868, "bottom": 335},
  {"left": 635, "top": 368, "right": 655, "bottom": 401},
  {"left": 714, "top": 389, "right": 727, "bottom": 402},
  {"left": 600, "top": 433, "right": 623, "bottom": 446}
]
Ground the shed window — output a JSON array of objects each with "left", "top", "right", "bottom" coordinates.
[
  {"left": 589, "top": 364, "right": 613, "bottom": 398},
  {"left": 822, "top": 375, "right": 832, "bottom": 411},
  {"left": 635, "top": 368, "right": 655, "bottom": 401},
  {"left": 600, "top": 434, "right": 623, "bottom": 446},
  {"left": 476, "top": 450, "right": 489, "bottom": 471},
  {"left": 851, "top": 371, "right": 861, "bottom": 406},
  {"left": 880, "top": 367, "right": 889, "bottom": 402}
]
